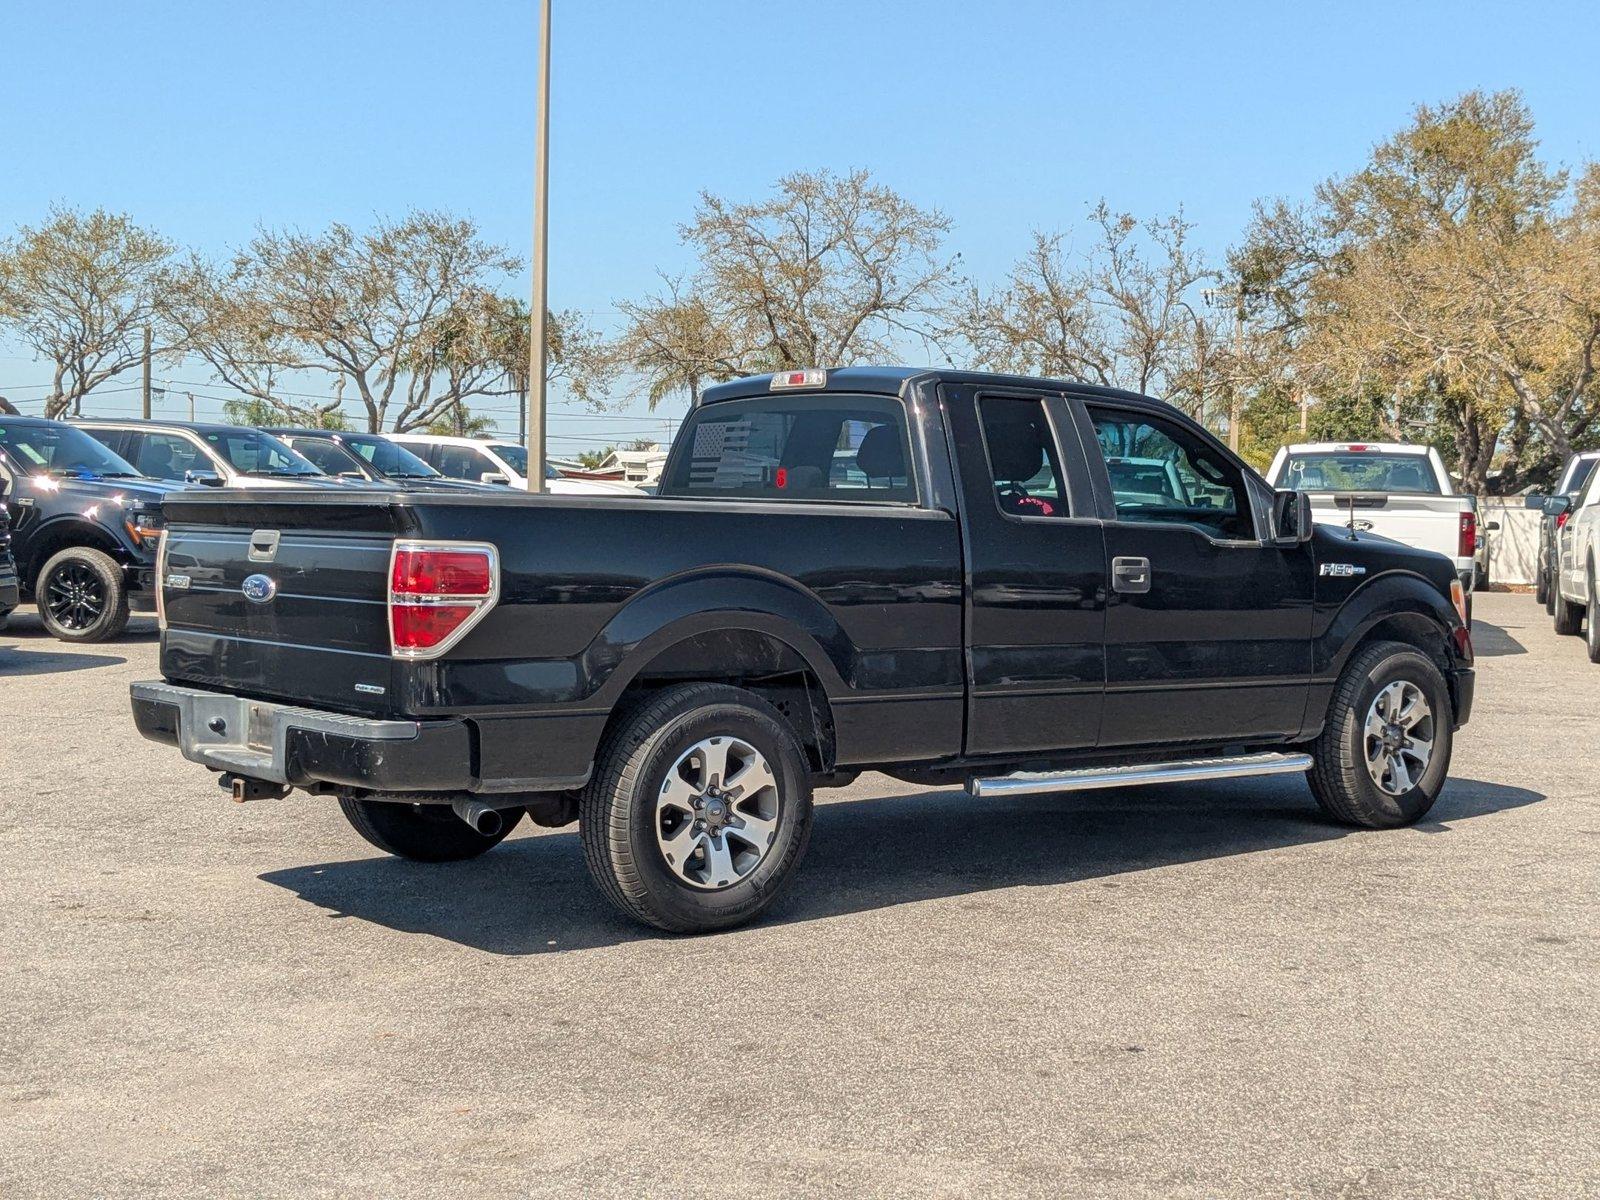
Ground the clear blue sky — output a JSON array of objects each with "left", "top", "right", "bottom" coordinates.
[{"left": 2, "top": 0, "right": 1596, "bottom": 449}]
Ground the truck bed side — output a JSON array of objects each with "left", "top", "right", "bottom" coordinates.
[{"left": 156, "top": 489, "right": 965, "bottom": 788}]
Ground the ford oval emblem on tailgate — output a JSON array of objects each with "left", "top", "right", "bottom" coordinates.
[{"left": 241, "top": 574, "right": 278, "bottom": 604}]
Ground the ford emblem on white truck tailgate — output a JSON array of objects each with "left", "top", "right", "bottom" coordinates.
[{"left": 241, "top": 574, "right": 278, "bottom": 603}]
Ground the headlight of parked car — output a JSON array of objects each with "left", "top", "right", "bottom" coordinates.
[{"left": 123, "top": 504, "right": 164, "bottom": 548}]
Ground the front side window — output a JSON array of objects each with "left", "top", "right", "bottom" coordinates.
[
  {"left": 1280, "top": 452, "right": 1439, "bottom": 494},
  {"left": 128, "top": 431, "right": 205, "bottom": 480},
  {"left": 661, "top": 395, "right": 915, "bottom": 503},
  {"left": 435, "top": 444, "right": 494, "bottom": 481},
  {"left": 977, "top": 396, "right": 1067, "bottom": 517},
  {"left": 1089, "top": 407, "right": 1253, "bottom": 539}
]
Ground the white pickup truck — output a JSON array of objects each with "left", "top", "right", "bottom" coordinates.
[{"left": 1267, "top": 442, "right": 1479, "bottom": 612}]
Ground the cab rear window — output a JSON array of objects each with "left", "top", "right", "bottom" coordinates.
[{"left": 660, "top": 395, "right": 916, "bottom": 503}]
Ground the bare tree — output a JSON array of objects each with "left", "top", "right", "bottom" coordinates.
[
  {"left": 166, "top": 211, "right": 518, "bottom": 431},
  {"left": 614, "top": 170, "right": 961, "bottom": 407},
  {"left": 0, "top": 206, "right": 177, "bottom": 417},
  {"left": 956, "top": 204, "right": 1222, "bottom": 419}
]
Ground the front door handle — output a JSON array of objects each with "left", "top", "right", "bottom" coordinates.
[{"left": 1112, "top": 556, "right": 1151, "bottom": 594}]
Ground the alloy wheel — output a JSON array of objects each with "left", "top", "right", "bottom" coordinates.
[
  {"left": 44, "top": 562, "right": 107, "bottom": 632},
  {"left": 1363, "top": 680, "right": 1434, "bottom": 796},
  {"left": 655, "top": 735, "right": 780, "bottom": 890}
]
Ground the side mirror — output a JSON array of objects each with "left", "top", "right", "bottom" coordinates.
[
  {"left": 480, "top": 471, "right": 510, "bottom": 486},
  {"left": 1545, "top": 495, "right": 1573, "bottom": 517},
  {"left": 184, "top": 470, "right": 224, "bottom": 487},
  {"left": 1272, "top": 489, "right": 1314, "bottom": 545},
  {"left": 1523, "top": 492, "right": 1548, "bottom": 510}
]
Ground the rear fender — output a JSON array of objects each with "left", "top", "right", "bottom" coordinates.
[{"left": 584, "top": 568, "right": 852, "bottom": 706}]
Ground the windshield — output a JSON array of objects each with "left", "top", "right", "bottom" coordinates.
[
  {"left": 1281, "top": 452, "right": 1440, "bottom": 494},
  {"left": 203, "top": 429, "right": 322, "bottom": 476},
  {"left": 343, "top": 435, "right": 438, "bottom": 477},
  {"left": 0, "top": 421, "right": 140, "bottom": 478},
  {"left": 485, "top": 443, "right": 559, "bottom": 480}
]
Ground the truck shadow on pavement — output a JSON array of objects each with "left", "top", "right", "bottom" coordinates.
[
  {"left": 0, "top": 646, "right": 126, "bottom": 675},
  {"left": 1469, "top": 619, "right": 1527, "bottom": 657},
  {"left": 259, "top": 774, "right": 1541, "bottom": 955}
]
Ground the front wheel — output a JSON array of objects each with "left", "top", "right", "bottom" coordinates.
[
  {"left": 580, "top": 684, "right": 814, "bottom": 933},
  {"left": 338, "top": 796, "right": 523, "bottom": 862},
  {"left": 1307, "top": 641, "right": 1453, "bottom": 828},
  {"left": 1586, "top": 565, "right": 1600, "bottom": 664},
  {"left": 1553, "top": 577, "right": 1585, "bottom": 636},
  {"left": 1535, "top": 556, "right": 1550, "bottom": 606},
  {"left": 36, "top": 547, "right": 129, "bottom": 642}
]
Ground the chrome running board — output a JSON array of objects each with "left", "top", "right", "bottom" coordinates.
[{"left": 967, "top": 751, "right": 1313, "bottom": 798}]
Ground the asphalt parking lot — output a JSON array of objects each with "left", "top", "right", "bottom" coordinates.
[{"left": 2, "top": 590, "right": 1596, "bottom": 1198}]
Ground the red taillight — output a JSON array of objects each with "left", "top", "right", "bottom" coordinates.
[
  {"left": 391, "top": 548, "right": 493, "bottom": 596},
  {"left": 1458, "top": 511, "right": 1476, "bottom": 558},
  {"left": 388, "top": 541, "right": 498, "bottom": 659},
  {"left": 1557, "top": 511, "right": 1570, "bottom": 531}
]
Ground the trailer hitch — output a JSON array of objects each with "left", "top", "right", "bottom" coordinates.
[{"left": 220, "top": 773, "right": 293, "bottom": 803}]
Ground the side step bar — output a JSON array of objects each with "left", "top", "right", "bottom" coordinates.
[{"left": 967, "top": 751, "right": 1313, "bottom": 798}]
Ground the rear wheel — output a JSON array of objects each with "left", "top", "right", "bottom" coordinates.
[
  {"left": 338, "top": 796, "right": 523, "bottom": 862},
  {"left": 1553, "top": 575, "right": 1585, "bottom": 636},
  {"left": 1308, "top": 641, "right": 1452, "bottom": 829},
  {"left": 1535, "top": 554, "right": 1550, "bottom": 606},
  {"left": 580, "top": 683, "right": 813, "bottom": 933},
  {"left": 36, "top": 547, "right": 129, "bottom": 642}
]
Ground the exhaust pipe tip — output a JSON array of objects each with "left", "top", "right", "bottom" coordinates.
[{"left": 451, "top": 797, "right": 503, "bottom": 838}]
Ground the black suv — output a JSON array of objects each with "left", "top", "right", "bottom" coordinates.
[
  {"left": 262, "top": 428, "right": 497, "bottom": 492},
  {"left": 0, "top": 417, "right": 180, "bottom": 641}
]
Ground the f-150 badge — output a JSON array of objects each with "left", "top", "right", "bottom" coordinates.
[{"left": 1319, "top": 562, "right": 1367, "bottom": 577}]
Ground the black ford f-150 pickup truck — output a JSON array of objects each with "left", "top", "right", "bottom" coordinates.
[{"left": 132, "top": 367, "right": 1474, "bottom": 932}]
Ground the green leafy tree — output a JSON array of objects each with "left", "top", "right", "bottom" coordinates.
[{"left": 614, "top": 170, "right": 961, "bottom": 407}]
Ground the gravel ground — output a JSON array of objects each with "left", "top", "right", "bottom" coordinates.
[{"left": 1, "top": 591, "right": 1595, "bottom": 1198}]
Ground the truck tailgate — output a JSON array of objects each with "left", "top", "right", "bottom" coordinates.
[
  {"left": 159, "top": 492, "right": 403, "bottom": 715},
  {"left": 1306, "top": 493, "right": 1465, "bottom": 560}
]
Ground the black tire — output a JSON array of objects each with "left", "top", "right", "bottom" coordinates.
[
  {"left": 1587, "top": 564, "right": 1600, "bottom": 664},
  {"left": 1535, "top": 555, "right": 1549, "bottom": 606},
  {"left": 580, "top": 683, "right": 814, "bottom": 933},
  {"left": 1553, "top": 576, "right": 1584, "bottom": 636},
  {"left": 338, "top": 796, "right": 523, "bottom": 862},
  {"left": 1545, "top": 560, "right": 1557, "bottom": 614},
  {"left": 35, "top": 546, "right": 129, "bottom": 642},
  {"left": 1307, "top": 641, "right": 1453, "bottom": 829}
]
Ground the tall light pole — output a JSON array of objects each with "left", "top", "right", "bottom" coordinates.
[{"left": 524, "top": 0, "right": 552, "bottom": 493}]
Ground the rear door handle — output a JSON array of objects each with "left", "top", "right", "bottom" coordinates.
[{"left": 1112, "top": 556, "right": 1151, "bottom": 594}]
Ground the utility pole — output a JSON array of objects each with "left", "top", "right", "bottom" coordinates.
[
  {"left": 1203, "top": 286, "right": 1246, "bottom": 452},
  {"left": 525, "top": 0, "right": 552, "bottom": 493},
  {"left": 141, "top": 327, "right": 152, "bottom": 419},
  {"left": 1229, "top": 301, "right": 1244, "bottom": 453}
]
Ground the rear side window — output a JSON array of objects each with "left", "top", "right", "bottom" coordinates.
[
  {"left": 661, "top": 395, "right": 916, "bottom": 503},
  {"left": 977, "top": 396, "right": 1068, "bottom": 517}
]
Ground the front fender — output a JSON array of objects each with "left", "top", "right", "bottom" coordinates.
[{"left": 1316, "top": 568, "right": 1468, "bottom": 680}]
